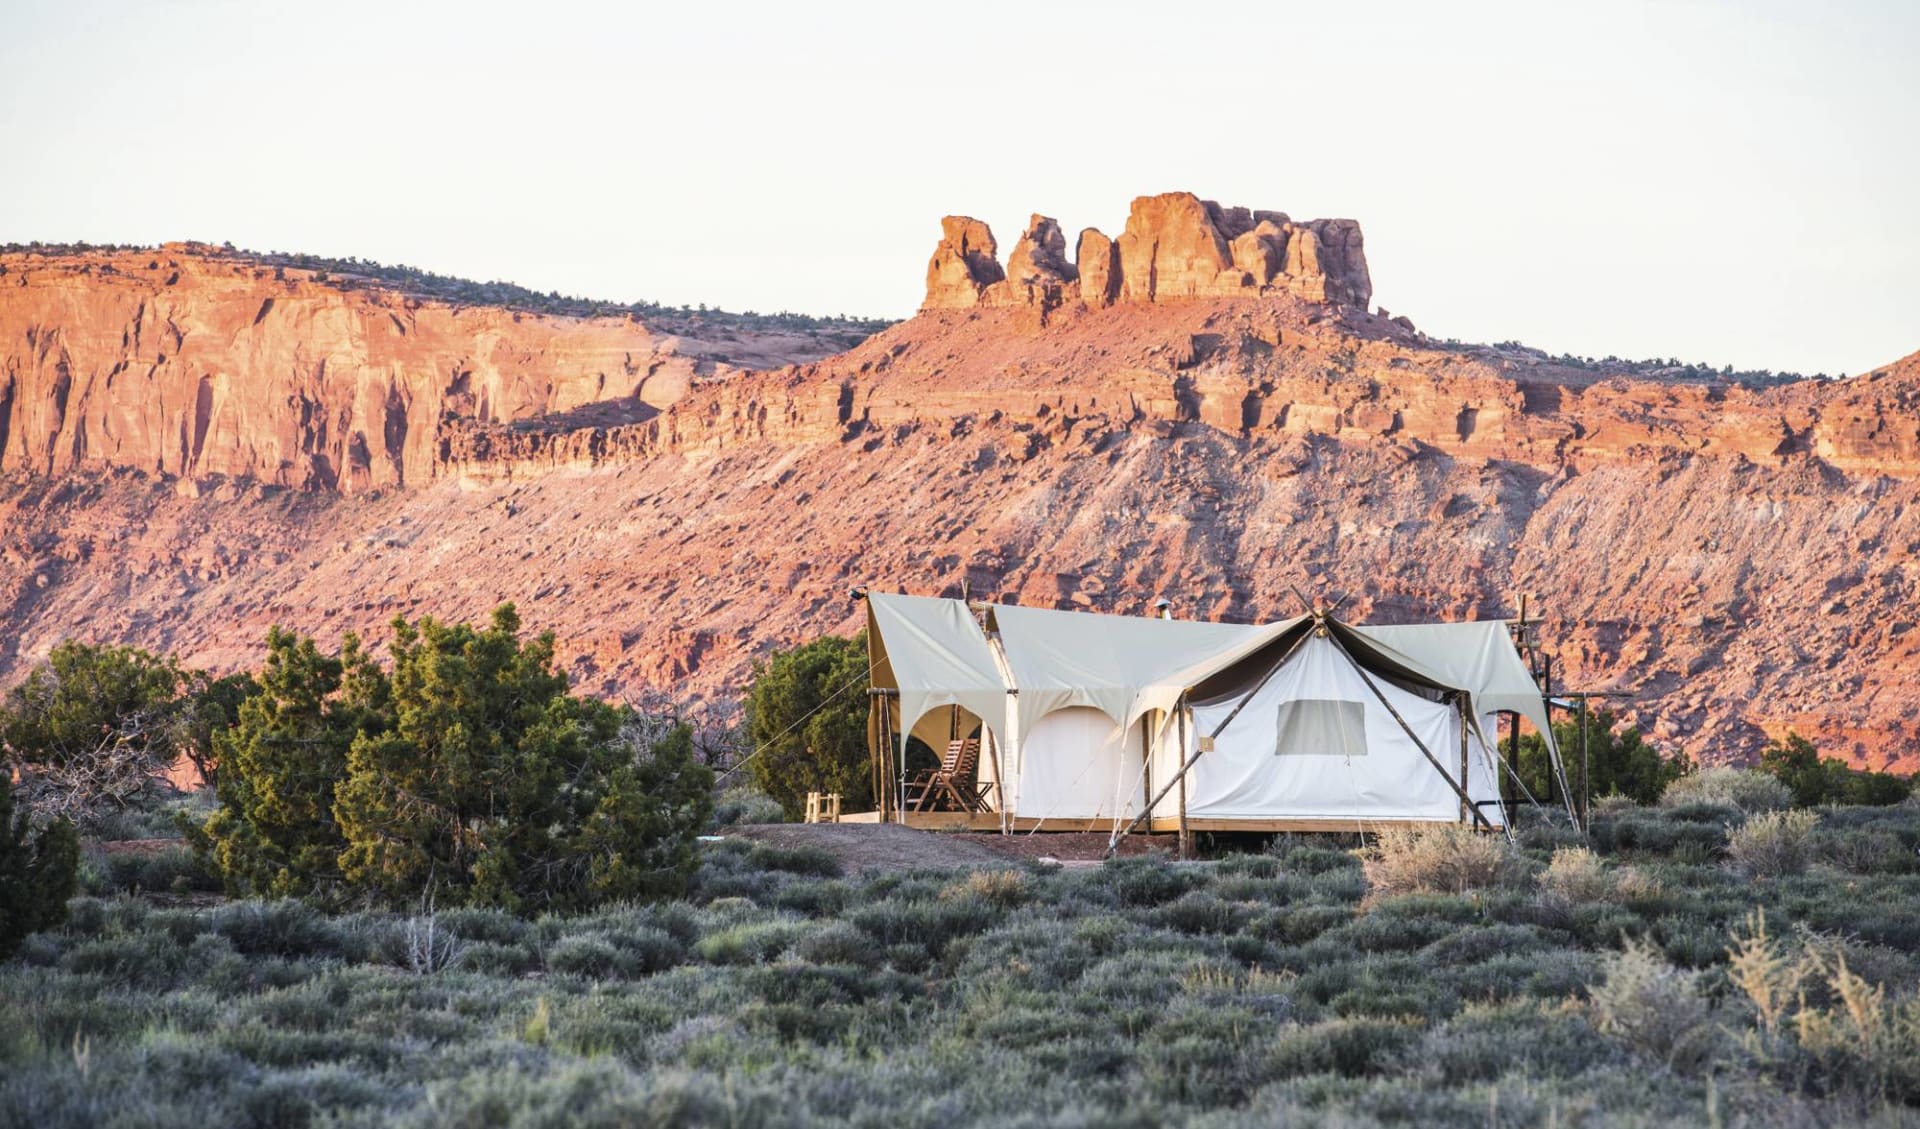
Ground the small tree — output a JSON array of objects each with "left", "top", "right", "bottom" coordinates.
[
  {"left": 0, "top": 777, "right": 79, "bottom": 960},
  {"left": 193, "top": 629, "right": 388, "bottom": 898},
  {"left": 0, "top": 641, "right": 187, "bottom": 822},
  {"left": 744, "top": 631, "right": 871, "bottom": 820},
  {"left": 168, "top": 671, "right": 260, "bottom": 788},
  {"left": 1759, "top": 733, "right": 1911, "bottom": 807},
  {"left": 1515, "top": 709, "right": 1687, "bottom": 806},
  {"left": 330, "top": 605, "right": 713, "bottom": 912}
]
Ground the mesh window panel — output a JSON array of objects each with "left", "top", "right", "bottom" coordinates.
[{"left": 1273, "top": 699, "right": 1367, "bottom": 757}]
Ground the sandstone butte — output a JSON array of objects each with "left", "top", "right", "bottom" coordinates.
[{"left": 2, "top": 193, "right": 1918, "bottom": 774}]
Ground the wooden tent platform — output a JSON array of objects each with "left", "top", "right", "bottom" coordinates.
[{"left": 838, "top": 811, "right": 1469, "bottom": 834}]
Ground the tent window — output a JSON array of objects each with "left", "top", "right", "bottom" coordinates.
[{"left": 1273, "top": 699, "right": 1367, "bottom": 757}]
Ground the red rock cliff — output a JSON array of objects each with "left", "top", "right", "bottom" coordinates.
[
  {"left": 923, "top": 193, "right": 1371, "bottom": 312},
  {"left": 0, "top": 246, "right": 854, "bottom": 493}
]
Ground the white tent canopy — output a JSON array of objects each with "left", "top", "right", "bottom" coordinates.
[
  {"left": 1352, "top": 621, "right": 1556, "bottom": 747},
  {"left": 865, "top": 593, "right": 1009, "bottom": 746}
]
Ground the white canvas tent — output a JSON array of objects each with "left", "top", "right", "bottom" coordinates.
[
  {"left": 859, "top": 594, "right": 1559, "bottom": 833},
  {"left": 1148, "top": 620, "right": 1507, "bottom": 829}
]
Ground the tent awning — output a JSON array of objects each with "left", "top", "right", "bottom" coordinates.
[{"left": 865, "top": 594, "right": 1010, "bottom": 743}]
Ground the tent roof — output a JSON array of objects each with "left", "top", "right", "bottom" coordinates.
[
  {"left": 864, "top": 594, "right": 1009, "bottom": 741},
  {"left": 986, "top": 603, "right": 1307, "bottom": 739},
  {"left": 1351, "top": 620, "right": 1557, "bottom": 745}
]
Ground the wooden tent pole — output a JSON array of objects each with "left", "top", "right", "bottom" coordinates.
[
  {"left": 1141, "top": 714, "right": 1154, "bottom": 826},
  {"left": 986, "top": 725, "right": 1009, "bottom": 836},
  {"left": 1176, "top": 704, "right": 1190, "bottom": 859},
  {"left": 1458, "top": 694, "right": 1471, "bottom": 825},
  {"left": 880, "top": 697, "right": 895, "bottom": 822},
  {"left": 869, "top": 696, "right": 884, "bottom": 820}
]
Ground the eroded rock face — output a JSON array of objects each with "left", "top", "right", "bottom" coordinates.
[
  {"left": 922, "top": 217, "right": 1005, "bottom": 309},
  {"left": 0, "top": 247, "right": 859, "bottom": 494},
  {"left": 1077, "top": 228, "right": 1120, "bottom": 307},
  {"left": 921, "top": 192, "right": 1373, "bottom": 310},
  {"left": 999, "top": 215, "right": 1078, "bottom": 313}
]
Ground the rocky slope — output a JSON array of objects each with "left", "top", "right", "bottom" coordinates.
[{"left": 2, "top": 203, "right": 1917, "bottom": 773}]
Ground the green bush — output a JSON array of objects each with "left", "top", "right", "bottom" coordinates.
[
  {"left": 0, "top": 776, "right": 78, "bottom": 960},
  {"left": 1515, "top": 709, "right": 1687, "bottom": 805},
  {"left": 1761, "top": 733, "right": 1913, "bottom": 808}
]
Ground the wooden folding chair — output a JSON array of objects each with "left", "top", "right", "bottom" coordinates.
[{"left": 905, "top": 737, "right": 987, "bottom": 812}]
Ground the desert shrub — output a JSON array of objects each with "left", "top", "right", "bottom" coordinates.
[
  {"left": 792, "top": 920, "right": 882, "bottom": 969},
  {"left": 435, "top": 905, "right": 530, "bottom": 947},
  {"left": 1311, "top": 904, "right": 1462, "bottom": 955},
  {"left": 710, "top": 786, "right": 785, "bottom": 827},
  {"left": 1262, "top": 1016, "right": 1421, "bottom": 1079},
  {"left": 210, "top": 900, "right": 339, "bottom": 959},
  {"left": 692, "top": 921, "right": 802, "bottom": 965},
  {"left": 1362, "top": 824, "right": 1517, "bottom": 899},
  {"left": 947, "top": 869, "right": 1028, "bottom": 909},
  {"left": 1588, "top": 807, "right": 1728, "bottom": 859},
  {"left": 82, "top": 843, "right": 217, "bottom": 897},
  {"left": 545, "top": 935, "right": 636, "bottom": 979},
  {"left": 1421, "top": 999, "right": 1622, "bottom": 1084},
  {"left": 742, "top": 842, "right": 843, "bottom": 879},
  {"left": 1661, "top": 766, "right": 1792, "bottom": 812},
  {"left": 1154, "top": 890, "right": 1247, "bottom": 935},
  {"left": 770, "top": 878, "right": 850, "bottom": 916},
  {"left": 454, "top": 940, "right": 534, "bottom": 977},
  {"left": 1104, "top": 856, "right": 1204, "bottom": 907},
  {"left": 1727, "top": 809, "right": 1820, "bottom": 878},
  {"left": 1820, "top": 827, "right": 1916, "bottom": 875},
  {"left": 1726, "top": 910, "right": 1920, "bottom": 1104},
  {"left": 62, "top": 930, "right": 190, "bottom": 987},
  {"left": 742, "top": 630, "right": 871, "bottom": 819},
  {"left": 1587, "top": 936, "right": 1718, "bottom": 1072},
  {"left": 1267, "top": 839, "right": 1364, "bottom": 875},
  {"left": 848, "top": 895, "right": 995, "bottom": 960},
  {"left": 1536, "top": 846, "right": 1613, "bottom": 905},
  {"left": 1268, "top": 903, "right": 1352, "bottom": 944}
]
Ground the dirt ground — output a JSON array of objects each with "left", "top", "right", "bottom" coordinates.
[{"left": 718, "top": 823, "right": 1179, "bottom": 873}]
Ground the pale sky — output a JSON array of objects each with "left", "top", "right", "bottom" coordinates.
[{"left": 3, "top": 0, "right": 1914, "bottom": 375}]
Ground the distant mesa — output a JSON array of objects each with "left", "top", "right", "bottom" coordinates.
[{"left": 922, "top": 191, "right": 1371, "bottom": 313}]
